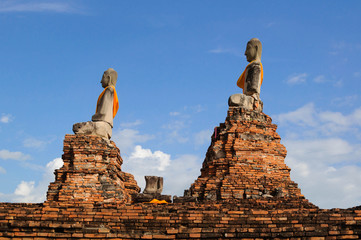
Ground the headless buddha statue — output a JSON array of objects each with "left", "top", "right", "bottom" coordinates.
[
  {"left": 229, "top": 38, "right": 263, "bottom": 111},
  {"left": 73, "top": 68, "right": 119, "bottom": 139}
]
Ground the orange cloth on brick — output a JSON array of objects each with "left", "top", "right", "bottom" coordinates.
[
  {"left": 237, "top": 60, "right": 263, "bottom": 93},
  {"left": 150, "top": 199, "right": 168, "bottom": 204},
  {"left": 95, "top": 86, "right": 119, "bottom": 118}
]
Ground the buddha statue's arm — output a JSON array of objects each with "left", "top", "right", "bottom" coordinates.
[{"left": 91, "top": 87, "right": 114, "bottom": 126}]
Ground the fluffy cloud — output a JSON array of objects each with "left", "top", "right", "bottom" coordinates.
[
  {"left": 112, "top": 128, "right": 154, "bottom": 155},
  {"left": 0, "top": 149, "right": 30, "bottom": 161},
  {"left": 113, "top": 125, "right": 202, "bottom": 195},
  {"left": 274, "top": 103, "right": 361, "bottom": 209},
  {"left": 275, "top": 103, "right": 361, "bottom": 137},
  {"left": 0, "top": 114, "right": 12, "bottom": 123},
  {"left": 286, "top": 73, "right": 307, "bottom": 85},
  {"left": 285, "top": 138, "right": 361, "bottom": 209},
  {"left": 276, "top": 103, "right": 317, "bottom": 127},
  {"left": 122, "top": 145, "right": 201, "bottom": 195},
  {"left": 129, "top": 145, "right": 171, "bottom": 172},
  {"left": 0, "top": 158, "right": 63, "bottom": 203}
]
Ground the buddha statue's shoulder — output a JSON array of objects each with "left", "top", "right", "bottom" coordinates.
[
  {"left": 248, "top": 61, "right": 262, "bottom": 68},
  {"left": 247, "top": 61, "right": 262, "bottom": 73},
  {"left": 104, "top": 86, "right": 115, "bottom": 93}
]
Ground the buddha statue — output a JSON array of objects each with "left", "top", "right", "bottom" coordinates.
[
  {"left": 73, "top": 68, "right": 119, "bottom": 139},
  {"left": 229, "top": 38, "right": 264, "bottom": 111}
]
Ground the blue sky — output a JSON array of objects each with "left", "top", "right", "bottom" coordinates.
[{"left": 0, "top": 0, "right": 361, "bottom": 209}]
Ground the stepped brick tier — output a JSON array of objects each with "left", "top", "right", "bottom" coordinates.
[
  {"left": 46, "top": 134, "right": 140, "bottom": 204},
  {"left": 188, "top": 107, "right": 307, "bottom": 204},
  {"left": 1, "top": 107, "right": 361, "bottom": 239}
]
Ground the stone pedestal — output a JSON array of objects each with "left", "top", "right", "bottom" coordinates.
[
  {"left": 46, "top": 134, "right": 140, "bottom": 204},
  {"left": 188, "top": 106, "right": 308, "bottom": 204}
]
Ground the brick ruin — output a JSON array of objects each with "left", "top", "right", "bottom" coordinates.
[{"left": 1, "top": 105, "right": 361, "bottom": 239}]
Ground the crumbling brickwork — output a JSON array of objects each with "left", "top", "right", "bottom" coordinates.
[
  {"left": 1, "top": 107, "right": 361, "bottom": 239},
  {"left": 46, "top": 135, "right": 140, "bottom": 204},
  {"left": 188, "top": 107, "right": 306, "bottom": 203},
  {"left": 1, "top": 201, "right": 361, "bottom": 239}
]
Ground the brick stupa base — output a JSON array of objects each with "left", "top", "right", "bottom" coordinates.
[
  {"left": 46, "top": 134, "right": 140, "bottom": 204},
  {"left": 1, "top": 106, "right": 361, "bottom": 239},
  {"left": 188, "top": 107, "right": 310, "bottom": 206}
]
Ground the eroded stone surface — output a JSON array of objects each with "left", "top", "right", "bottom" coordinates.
[
  {"left": 73, "top": 121, "right": 112, "bottom": 139},
  {"left": 143, "top": 176, "right": 163, "bottom": 194},
  {"left": 228, "top": 93, "right": 263, "bottom": 111}
]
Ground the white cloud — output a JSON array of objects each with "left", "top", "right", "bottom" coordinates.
[
  {"left": 208, "top": 47, "right": 238, "bottom": 55},
  {"left": 0, "top": 166, "right": 6, "bottom": 174},
  {"left": 0, "top": 149, "right": 30, "bottom": 161},
  {"left": 286, "top": 73, "right": 307, "bottom": 85},
  {"left": 129, "top": 145, "right": 171, "bottom": 172},
  {"left": 329, "top": 41, "right": 361, "bottom": 56},
  {"left": 314, "top": 75, "right": 327, "bottom": 83},
  {"left": 0, "top": 114, "right": 12, "bottom": 123},
  {"left": 0, "top": 158, "right": 63, "bottom": 203},
  {"left": 285, "top": 138, "right": 361, "bottom": 209},
  {"left": 23, "top": 138, "right": 48, "bottom": 150},
  {"left": 170, "top": 112, "right": 180, "bottom": 116},
  {"left": 275, "top": 103, "right": 361, "bottom": 208},
  {"left": 276, "top": 103, "right": 317, "bottom": 127},
  {"left": 274, "top": 103, "right": 361, "bottom": 137},
  {"left": 112, "top": 128, "right": 154, "bottom": 155},
  {"left": 14, "top": 181, "right": 35, "bottom": 196},
  {"left": 0, "top": 1, "right": 81, "bottom": 13},
  {"left": 187, "top": 104, "right": 206, "bottom": 113},
  {"left": 194, "top": 129, "right": 212, "bottom": 146},
  {"left": 332, "top": 95, "right": 358, "bottom": 107},
  {"left": 162, "top": 120, "right": 189, "bottom": 144},
  {"left": 122, "top": 145, "right": 201, "bottom": 195},
  {"left": 119, "top": 120, "right": 143, "bottom": 128}
]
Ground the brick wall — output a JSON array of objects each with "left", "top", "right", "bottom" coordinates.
[
  {"left": 1, "top": 107, "right": 361, "bottom": 239},
  {"left": 1, "top": 201, "right": 361, "bottom": 239}
]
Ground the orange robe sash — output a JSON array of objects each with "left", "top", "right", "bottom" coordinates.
[
  {"left": 237, "top": 61, "right": 263, "bottom": 93},
  {"left": 96, "top": 86, "right": 119, "bottom": 118}
]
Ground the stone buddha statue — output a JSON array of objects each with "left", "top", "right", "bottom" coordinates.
[
  {"left": 229, "top": 38, "right": 264, "bottom": 111},
  {"left": 73, "top": 68, "right": 119, "bottom": 139}
]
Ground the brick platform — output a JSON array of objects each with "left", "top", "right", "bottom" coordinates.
[
  {"left": 46, "top": 134, "right": 140, "bottom": 204},
  {"left": 188, "top": 107, "right": 307, "bottom": 204},
  {"left": 1, "top": 106, "right": 361, "bottom": 239},
  {"left": 1, "top": 201, "right": 361, "bottom": 239}
]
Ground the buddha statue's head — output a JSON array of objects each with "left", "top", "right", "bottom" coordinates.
[
  {"left": 244, "top": 38, "right": 262, "bottom": 62},
  {"left": 101, "top": 68, "right": 118, "bottom": 88}
]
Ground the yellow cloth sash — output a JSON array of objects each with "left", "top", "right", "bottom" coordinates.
[
  {"left": 237, "top": 60, "right": 263, "bottom": 93},
  {"left": 150, "top": 199, "right": 168, "bottom": 204},
  {"left": 95, "top": 85, "right": 119, "bottom": 118}
]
